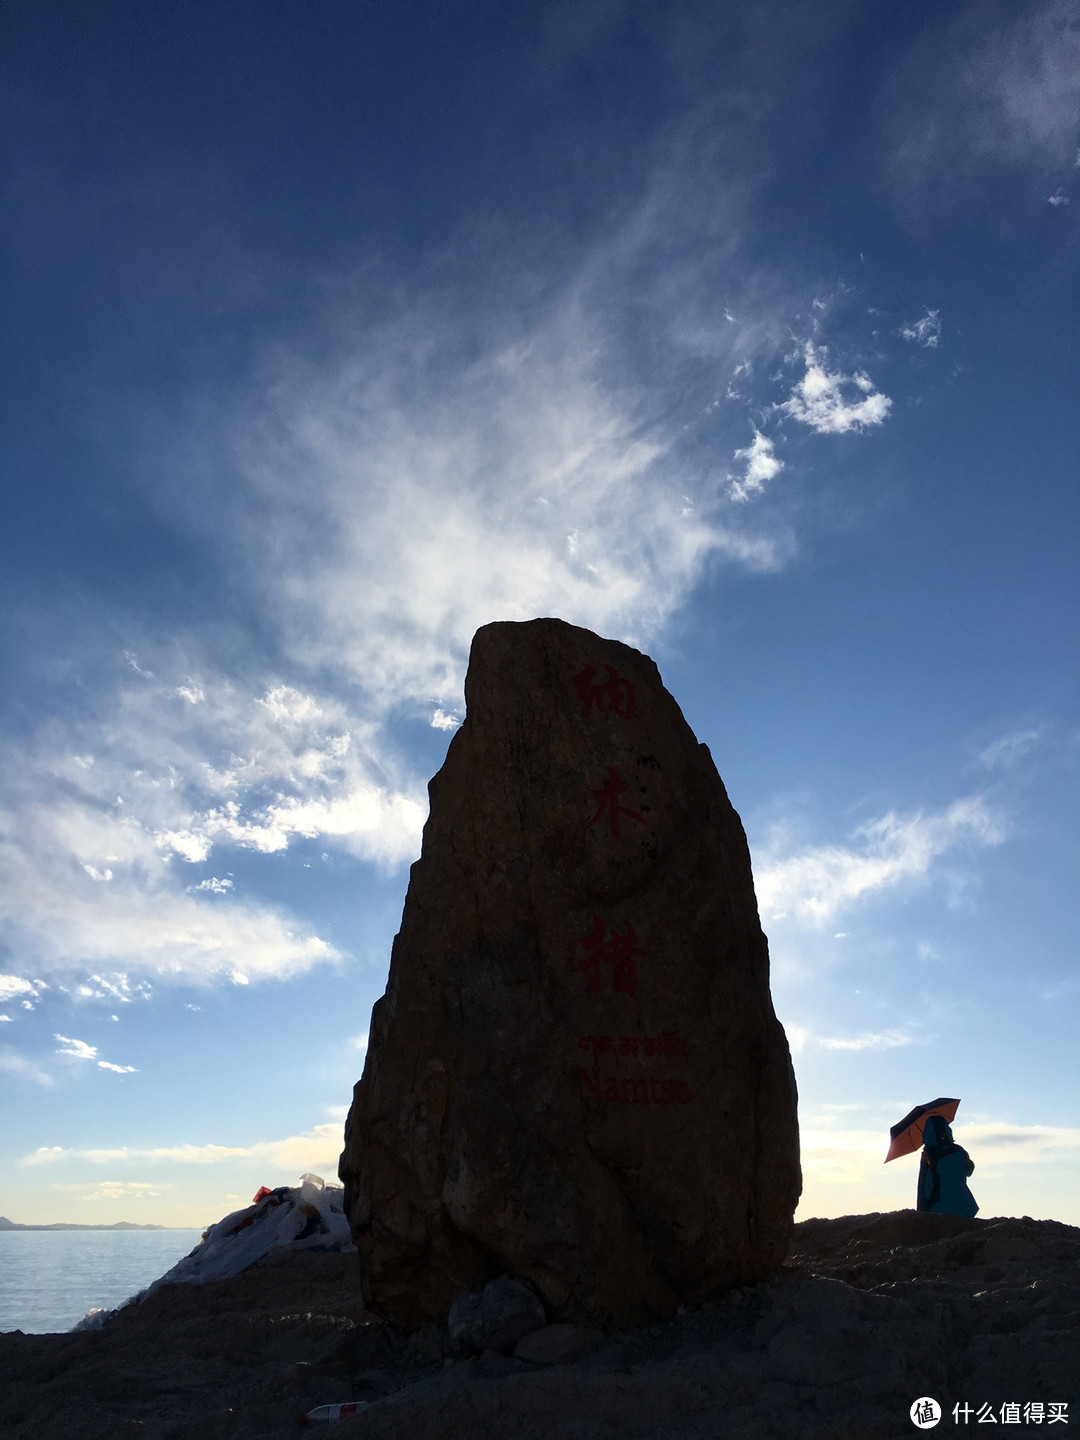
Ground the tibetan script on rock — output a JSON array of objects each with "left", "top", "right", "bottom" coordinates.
[{"left": 577, "top": 1032, "right": 689, "bottom": 1061}]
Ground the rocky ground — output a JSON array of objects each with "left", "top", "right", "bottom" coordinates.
[{"left": 1, "top": 1211, "right": 1076, "bottom": 1439}]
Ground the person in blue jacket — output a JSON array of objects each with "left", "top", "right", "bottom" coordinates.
[{"left": 917, "top": 1114, "right": 978, "bottom": 1217}]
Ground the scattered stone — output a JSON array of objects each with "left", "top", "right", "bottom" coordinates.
[
  {"left": 404, "top": 1323, "right": 450, "bottom": 1366},
  {"left": 513, "top": 1322, "right": 606, "bottom": 1365},
  {"left": 447, "top": 1276, "right": 547, "bottom": 1355},
  {"left": 340, "top": 618, "right": 801, "bottom": 1331}
]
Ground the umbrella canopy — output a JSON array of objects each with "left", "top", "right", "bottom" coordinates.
[{"left": 885, "top": 1097, "right": 960, "bottom": 1163}]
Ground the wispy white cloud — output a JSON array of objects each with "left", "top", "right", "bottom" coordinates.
[
  {"left": 730, "top": 429, "right": 784, "bottom": 501},
  {"left": 881, "top": 0, "right": 1080, "bottom": 200},
  {"left": 900, "top": 308, "right": 942, "bottom": 348},
  {"left": 53, "top": 1034, "right": 137, "bottom": 1073},
  {"left": 75, "top": 1181, "right": 166, "bottom": 1200},
  {"left": 787, "top": 1025, "right": 914, "bottom": 1054},
  {"left": 161, "top": 137, "right": 865, "bottom": 728},
  {"left": 966, "top": 1123, "right": 1080, "bottom": 1159},
  {"left": 756, "top": 794, "right": 1008, "bottom": 926},
  {"left": 72, "top": 973, "right": 151, "bottom": 1004},
  {"left": 779, "top": 344, "right": 891, "bottom": 435},
  {"left": 187, "top": 876, "right": 234, "bottom": 894},
  {"left": 1, "top": 131, "right": 915, "bottom": 997},
  {"left": 22, "top": 1142, "right": 248, "bottom": 1166},
  {"left": 0, "top": 822, "right": 339, "bottom": 986},
  {"left": 818, "top": 1030, "right": 911, "bottom": 1051},
  {"left": 55, "top": 1034, "right": 98, "bottom": 1061},
  {"left": 221, "top": 301, "right": 784, "bottom": 711},
  {"left": 0, "top": 975, "right": 45, "bottom": 1005},
  {"left": 21, "top": 1121, "right": 344, "bottom": 1174},
  {"left": 248, "top": 1123, "right": 345, "bottom": 1174},
  {"left": 0, "top": 670, "right": 426, "bottom": 986},
  {"left": 1047, "top": 189, "right": 1070, "bottom": 205},
  {"left": 1038, "top": 976, "right": 1080, "bottom": 1002},
  {"left": 977, "top": 726, "right": 1044, "bottom": 770},
  {"left": 0, "top": 1048, "right": 54, "bottom": 1086}
]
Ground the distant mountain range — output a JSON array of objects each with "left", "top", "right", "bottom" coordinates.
[{"left": 0, "top": 1216, "right": 174, "bottom": 1231}]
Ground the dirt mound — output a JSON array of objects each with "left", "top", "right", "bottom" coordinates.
[{"left": 2, "top": 1212, "right": 1076, "bottom": 1438}]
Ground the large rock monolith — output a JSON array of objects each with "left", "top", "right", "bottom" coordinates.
[{"left": 339, "top": 618, "right": 800, "bottom": 1331}]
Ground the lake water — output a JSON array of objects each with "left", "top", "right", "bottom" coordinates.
[{"left": 0, "top": 1229, "right": 205, "bottom": 1333}]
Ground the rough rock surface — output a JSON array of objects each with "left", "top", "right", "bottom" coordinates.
[
  {"left": 2, "top": 1213, "right": 1076, "bottom": 1439},
  {"left": 339, "top": 617, "right": 800, "bottom": 1331},
  {"left": 513, "top": 1322, "right": 606, "bottom": 1365},
  {"left": 447, "top": 1275, "right": 547, "bottom": 1354}
]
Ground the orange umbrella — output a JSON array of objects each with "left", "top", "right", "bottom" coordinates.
[{"left": 885, "top": 1097, "right": 960, "bottom": 1163}]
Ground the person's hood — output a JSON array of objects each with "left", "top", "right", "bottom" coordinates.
[{"left": 923, "top": 1115, "right": 954, "bottom": 1148}]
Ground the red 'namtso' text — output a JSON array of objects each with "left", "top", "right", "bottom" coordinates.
[{"left": 574, "top": 1067, "right": 693, "bottom": 1106}]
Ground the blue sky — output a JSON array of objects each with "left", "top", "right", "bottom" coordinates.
[{"left": 1, "top": 0, "right": 1077, "bottom": 1229}]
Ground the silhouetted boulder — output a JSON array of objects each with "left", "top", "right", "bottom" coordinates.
[{"left": 339, "top": 618, "right": 801, "bottom": 1330}]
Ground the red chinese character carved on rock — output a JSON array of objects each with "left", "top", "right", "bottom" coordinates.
[
  {"left": 578, "top": 914, "right": 642, "bottom": 998},
  {"left": 585, "top": 765, "right": 645, "bottom": 839},
  {"left": 572, "top": 664, "right": 636, "bottom": 720}
]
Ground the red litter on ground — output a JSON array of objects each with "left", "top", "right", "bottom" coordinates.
[{"left": 298, "top": 1402, "right": 370, "bottom": 1425}]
